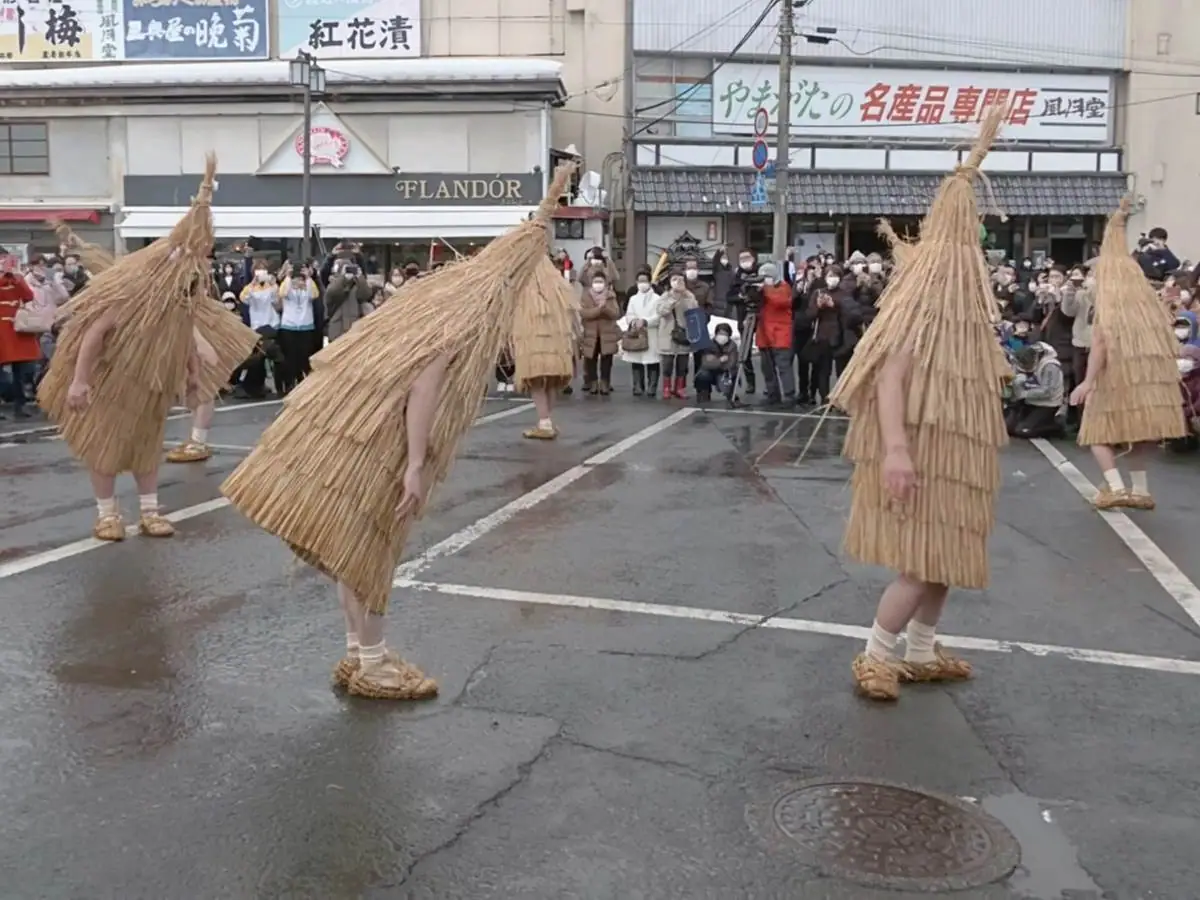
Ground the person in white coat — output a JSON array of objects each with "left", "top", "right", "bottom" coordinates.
[{"left": 621, "top": 266, "right": 663, "bottom": 396}]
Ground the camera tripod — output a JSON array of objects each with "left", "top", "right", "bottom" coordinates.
[{"left": 727, "top": 305, "right": 758, "bottom": 409}]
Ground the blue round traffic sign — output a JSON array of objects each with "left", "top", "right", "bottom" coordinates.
[{"left": 751, "top": 139, "right": 769, "bottom": 170}]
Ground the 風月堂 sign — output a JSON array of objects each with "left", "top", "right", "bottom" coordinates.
[
  {"left": 278, "top": 0, "right": 418, "bottom": 60},
  {"left": 123, "top": 0, "right": 267, "bottom": 60},
  {"left": 712, "top": 63, "right": 1112, "bottom": 143}
]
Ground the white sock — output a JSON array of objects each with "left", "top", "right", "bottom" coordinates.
[
  {"left": 138, "top": 493, "right": 158, "bottom": 513},
  {"left": 1103, "top": 469, "right": 1124, "bottom": 492},
  {"left": 191, "top": 427, "right": 208, "bottom": 444},
  {"left": 538, "top": 418, "right": 553, "bottom": 430},
  {"left": 358, "top": 641, "right": 386, "bottom": 667},
  {"left": 905, "top": 620, "right": 938, "bottom": 664},
  {"left": 865, "top": 621, "right": 900, "bottom": 662},
  {"left": 1130, "top": 470, "right": 1148, "bottom": 495},
  {"left": 97, "top": 497, "right": 117, "bottom": 518},
  {"left": 346, "top": 633, "right": 360, "bottom": 657}
]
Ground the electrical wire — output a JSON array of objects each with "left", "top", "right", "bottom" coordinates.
[{"left": 632, "top": 0, "right": 781, "bottom": 135}]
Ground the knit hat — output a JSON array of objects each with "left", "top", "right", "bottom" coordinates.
[{"left": 758, "top": 262, "right": 778, "bottom": 280}]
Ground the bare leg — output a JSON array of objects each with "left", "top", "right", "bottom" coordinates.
[
  {"left": 902, "top": 582, "right": 971, "bottom": 681},
  {"left": 1089, "top": 443, "right": 1127, "bottom": 508},
  {"left": 523, "top": 384, "right": 558, "bottom": 440},
  {"left": 853, "top": 574, "right": 927, "bottom": 701},
  {"left": 133, "top": 468, "right": 174, "bottom": 536},
  {"left": 89, "top": 469, "right": 124, "bottom": 541}
]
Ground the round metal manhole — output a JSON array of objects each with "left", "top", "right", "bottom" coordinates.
[{"left": 771, "top": 778, "right": 1020, "bottom": 892}]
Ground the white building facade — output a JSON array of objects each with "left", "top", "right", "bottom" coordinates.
[{"left": 628, "top": 0, "right": 1131, "bottom": 269}]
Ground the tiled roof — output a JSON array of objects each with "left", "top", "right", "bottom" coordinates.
[{"left": 630, "top": 170, "right": 1128, "bottom": 217}]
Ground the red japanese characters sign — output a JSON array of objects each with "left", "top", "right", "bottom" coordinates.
[
  {"left": 296, "top": 126, "right": 350, "bottom": 168},
  {"left": 712, "top": 64, "right": 1111, "bottom": 143}
]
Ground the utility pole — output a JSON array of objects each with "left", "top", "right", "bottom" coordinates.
[{"left": 772, "top": 0, "right": 794, "bottom": 263}]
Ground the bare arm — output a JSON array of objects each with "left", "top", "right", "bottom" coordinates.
[
  {"left": 875, "top": 349, "right": 912, "bottom": 454},
  {"left": 405, "top": 353, "right": 452, "bottom": 469},
  {"left": 72, "top": 309, "right": 117, "bottom": 385}
]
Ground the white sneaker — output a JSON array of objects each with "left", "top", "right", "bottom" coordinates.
[{"left": 497, "top": 382, "right": 508, "bottom": 393}]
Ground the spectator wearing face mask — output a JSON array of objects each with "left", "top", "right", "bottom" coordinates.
[
  {"left": 728, "top": 248, "right": 759, "bottom": 394},
  {"left": 695, "top": 321, "right": 739, "bottom": 404},
  {"left": 579, "top": 268, "right": 621, "bottom": 395},
  {"left": 0, "top": 257, "right": 39, "bottom": 418},
  {"left": 798, "top": 265, "right": 863, "bottom": 406},
  {"left": 681, "top": 255, "right": 712, "bottom": 391},
  {"left": 1060, "top": 269, "right": 1094, "bottom": 427},
  {"left": 580, "top": 247, "right": 620, "bottom": 300},
  {"left": 240, "top": 258, "right": 280, "bottom": 331},
  {"left": 754, "top": 262, "right": 796, "bottom": 406},
  {"left": 621, "top": 266, "right": 662, "bottom": 397},
  {"left": 657, "top": 268, "right": 697, "bottom": 399},
  {"left": 1005, "top": 342, "right": 1065, "bottom": 439},
  {"left": 383, "top": 267, "right": 406, "bottom": 303},
  {"left": 1035, "top": 265, "right": 1076, "bottom": 393},
  {"left": 710, "top": 245, "right": 733, "bottom": 316},
  {"left": 323, "top": 257, "right": 374, "bottom": 342},
  {"left": 1138, "top": 227, "right": 1180, "bottom": 280}
]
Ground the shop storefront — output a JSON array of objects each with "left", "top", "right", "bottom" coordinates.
[{"left": 629, "top": 60, "right": 1126, "bottom": 267}]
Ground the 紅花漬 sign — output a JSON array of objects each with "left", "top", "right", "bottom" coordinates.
[
  {"left": 278, "top": 0, "right": 418, "bottom": 60},
  {"left": 123, "top": 0, "right": 267, "bottom": 60},
  {"left": 0, "top": 0, "right": 108, "bottom": 62},
  {"left": 712, "top": 63, "right": 1112, "bottom": 144}
]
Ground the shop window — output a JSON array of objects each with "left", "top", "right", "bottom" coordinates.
[
  {"left": 554, "top": 218, "right": 585, "bottom": 241},
  {"left": 633, "top": 56, "right": 714, "bottom": 139},
  {"left": 0, "top": 122, "right": 49, "bottom": 175}
]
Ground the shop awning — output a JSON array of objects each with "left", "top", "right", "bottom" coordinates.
[
  {"left": 0, "top": 208, "right": 101, "bottom": 223},
  {"left": 630, "top": 170, "right": 1128, "bottom": 217},
  {"left": 117, "top": 206, "right": 541, "bottom": 240}
]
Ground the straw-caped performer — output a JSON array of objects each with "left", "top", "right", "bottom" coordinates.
[
  {"left": 517, "top": 254, "right": 578, "bottom": 439},
  {"left": 39, "top": 156, "right": 258, "bottom": 541},
  {"left": 1071, "top": 196, "right": 1187, "bottom": 510},
  {"left": 221, "top": 163, "right": 578, "bottom": 702},
  {"left": 829, "top": 107, "right": 1012, "bottom": 702}
]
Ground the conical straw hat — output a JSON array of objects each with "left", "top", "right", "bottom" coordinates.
[
  {"left": 876, "top": 217, "right": 916, "bottom": 268},
  {"left": 49, "top": 219, "right": 115, "bottom": 273}
]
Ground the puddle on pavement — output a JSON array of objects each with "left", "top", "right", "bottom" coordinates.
[
  {"left": 711, "top": 416, "right": 851, "bottom": 468},
  {"left": 980, "top": 792, "right": 1104, "bottom": 899}
]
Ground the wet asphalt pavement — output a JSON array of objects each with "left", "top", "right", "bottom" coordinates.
[{"left": 1, "top": 372, "right": 1199, "bottom": 900}]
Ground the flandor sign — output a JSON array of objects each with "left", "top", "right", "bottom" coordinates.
[
  {"left": 296, "top": 126, "right": 350, "bottom": 168},
  {"left": 711, "top": 63, "right": 1112, "bottom": 143}
]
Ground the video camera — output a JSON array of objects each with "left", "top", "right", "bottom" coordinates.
[{"left": 734, "top": 271, "right": 765, "bottom": 312}]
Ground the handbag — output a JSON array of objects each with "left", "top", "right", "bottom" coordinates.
[
  {"left": 13, "top": 303, "right": 54, "bottom": 334},
  {"left": 622, "top": 323, "right": 649, "bottom": 352}
]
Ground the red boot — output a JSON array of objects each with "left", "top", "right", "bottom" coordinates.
[
  {"left": 672, "top": 376, "right": 687, "bottom": 399},
  {"left": 662, "top": 377, "right": 673, "bottom": 399}
]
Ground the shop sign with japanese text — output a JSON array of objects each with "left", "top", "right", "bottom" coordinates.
[
  {"left": 123, "top": 0, "right": 267, "bottom": 59},
  {"left": 712, "top": 64, "right": 1112, "bottom": 143},
  {"left": 0, "top": 0, "right": 107, "bottom": 62},
  {"left": 279, "top": 0, "right": 418, "bottom": 60}
]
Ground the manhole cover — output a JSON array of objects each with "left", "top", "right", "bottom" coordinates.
[{"left": 771, "top": 778, "right": 1020, "bottom": 892}]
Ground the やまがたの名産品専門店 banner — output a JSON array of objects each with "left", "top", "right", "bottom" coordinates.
[
  {"left": 122, "top": 0, "right": 268, "bottom": 60},
  {"left": 711, "top": 63, "right": 1112, "bottom": 143},
  {"left": 278, "top": 0, "right": 418, "bottom": 59}
]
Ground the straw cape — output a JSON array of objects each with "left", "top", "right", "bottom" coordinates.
[
  {"left": 876, "top": 218, "right": 916, "bottom": 268},
  {"left": 39, "top": 155, "right": 257, "bottom": 476},
  {"left": 513, "top": 254, "right": 578, "bottom": 391},
  {"left": 220, "top": 164, "right": 577, "bottom": 614},
  {"left": 51, "top": 220, "right": 116, "bottom": 273},
  {"left": 829, "top": 108, "right": 1011, "bottom": 590},
  {"left": 1078, "top": 196, "right": 1187, "bottom": 446}
]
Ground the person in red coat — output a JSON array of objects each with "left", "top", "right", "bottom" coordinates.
[
  {"left": 0, "top": 257, "right": 39, "bottom": 419},
  {"left": 754, "top": 262, "right": 796, "bottom": 406}
]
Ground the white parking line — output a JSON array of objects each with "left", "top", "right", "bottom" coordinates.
[
  {"left": 396, "top": 580, "right": 1200, "bottom": 678},
  {"left": 394, "top": 408, "right": 698, "bottom": 580},
  {"left": 1031, "top": 438, "right": 1200, "bottom": 630},
  {"left": 0, "top": 402, "right": 537, "bottom": 581},
  {"left": 0, "top": 397, "right": 287, "bottom": 442}
]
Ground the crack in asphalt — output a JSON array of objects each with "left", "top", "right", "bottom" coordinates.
[{"left": 558, "top": 735, "right": 718, "bottom": 783}]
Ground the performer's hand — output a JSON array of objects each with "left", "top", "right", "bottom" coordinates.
[
  {"left": 396, "top": 463, "right": 427, "bottom": 517},
  {"left": 1069, "top": 381, "right": 1093, "bottom": 406},
  {"left": 66, "top": 380, "right": 90, "bottom": 410},
  {"left": 882, "top": 447, "right": 917, "bottom": 503}
]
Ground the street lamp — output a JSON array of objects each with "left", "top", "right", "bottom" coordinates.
[{"left": 290, "top": 50, "right": 326, "bottom": 262}]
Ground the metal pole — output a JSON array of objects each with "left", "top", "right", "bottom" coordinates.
[
  {"left": 301, "top": 71, "right": 313, "bottom": 262},
  {"left": 621, "top": 0, "right": 637, "bottom": 288},
  {"left": 772, "top": 0, "right": 794, "bottom": 262}
]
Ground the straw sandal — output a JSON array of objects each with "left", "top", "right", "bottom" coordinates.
[
  {"left": 347, "top": 652, "right": 439, "bottom": 701},
  {"left": 523, "top": 423, "right": 557, "bottom": 440},
  {"left": 1091, "top": 488, "right": 1128, "bottom": 510},
  {"left": 166, "top": 441, "right": 212, "bottom": 463},
  {"left": 138, "top": 513, "right": 175, "bottom": 537},
  {"left": 332, "top": 655, "right": 359, "bottom": 689},
  {"left": 1124, "top": 492, "right": 1155, "bottom": 511},
  {"left": 899, "top": 643, "right": 973, "bottom": 684},
  {"left": 852, "top": 653, "right": 902, "bottom": 701},
  {"left": 93, "top": 514, "right": 126, "bottom": 542}
]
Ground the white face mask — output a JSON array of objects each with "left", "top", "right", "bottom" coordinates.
[
  {"left": 867, "top": 262, "right": 882, "bottom": 274},
  {"left": 738, "top": 258, "right": 753, "bottom": 270},
  {"left": 851, "top": 263, "right": 864, "bottom": 274},
  {"left": 1182, "top": 290, "right": 1193, "bottom": 302},
  {"left": 636, "top": 281, "right": 650, "bottom": 292},
  {"left": 1176, "top": 327, "right": 1190, "bottom": 341},
  {"left": 685, "top": 268, "right": 698, "bottom": 280},
  {"left": 825, "top": 275, "right": 839, "bottom": 288},
  {"left": 391, "top": 276, "right": 402, "bottom": 285},
  {"left": 715, "top": 334, "right": 730, "bottom": 346},
  {"left": 719, "top": 256, "right": 729, "bottom": 266},
  {"left": 1085, "top": 276, "right": 1097, "bottom": 288},
  {"left": 255, "top": 269, "right": 268, "bottom": 282},
  {"left": 591, "top": 281, "right": 606, "bottom": 292},
  {"left": 762, "top": 277, "right": 775, "bottom": 286}
]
